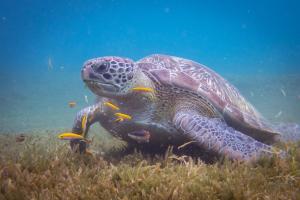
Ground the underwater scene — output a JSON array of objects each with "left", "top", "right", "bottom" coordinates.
[{"left": 0, "top": 0, "right": 300, "bottom": 199}]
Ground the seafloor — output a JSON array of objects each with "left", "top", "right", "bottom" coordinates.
[{"left": 0, "top": 73, "right": 300, "bottom": 199}]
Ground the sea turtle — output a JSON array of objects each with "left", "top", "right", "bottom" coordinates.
[{"left": 70, "top": 54, "right": 300, "bottom": 161}]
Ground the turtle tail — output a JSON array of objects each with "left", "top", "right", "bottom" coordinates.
[{"left": 274, "top": 123, "right": 300, "bottom": 142}]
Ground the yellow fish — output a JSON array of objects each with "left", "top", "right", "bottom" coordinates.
[
  {"left": 132, "top": 87, "right": 154, "bottom": 93},
  {"left": 68, "top": 101, "right": 76, "bottom": 108},
  {"left": 58, "top": 132, "right": 84, "bottom": 140},
  {"left": 104, "top": 102, "right": 120, "bottom": 110},
  {"left": 114, "top": 112, "right": 132, "bottom": 120},
  {"left": 81, "top": 114, "right": 88, "bottom": 135},
  {"left": 114, "top": 118, "right": 124, "bottom": 123}
]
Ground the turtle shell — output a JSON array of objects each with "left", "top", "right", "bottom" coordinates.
[{"left": 137, "top": 54, "right": 280, "bottom": 144}]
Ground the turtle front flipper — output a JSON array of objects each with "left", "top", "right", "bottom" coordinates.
[
  {"left": 71, "top": 103, "right": 102, "bottom": 153},
  {"left": 173, "top": 110, "right": 282, "bottom": 161}
]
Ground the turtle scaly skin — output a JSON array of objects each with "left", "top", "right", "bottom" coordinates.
[{"left": 71, "top": 54, "right": 299, "bottom": 161}]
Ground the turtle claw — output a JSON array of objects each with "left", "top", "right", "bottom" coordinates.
[
  {"left": 70, "top": 139, "right": 88, "bottom": 154},
  {"left": 85, "top": 149, "right": 94, "bottom": 156}
]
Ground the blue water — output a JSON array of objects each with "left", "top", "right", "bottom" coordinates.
[{"left": 0, "top": 0, "right": 300, "bottom": 133}]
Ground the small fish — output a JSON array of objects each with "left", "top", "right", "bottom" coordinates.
[
  {"left": 274, "top": 111, "right": 282, "bottom": 118},
  {"left": 132, "top": 87, "right": 154, "bottom": 93},
  {"left": 84, "top": 95, "right": 89, "bottom": 103},
  {"left": 16, "top": 134, "right": 25, "bottom": 142},
  {"left": 128, "top": 130, "right": 150, "bottom": 143},
  {"left": 114, "top": 112, "right": 132, "bottom": 120},
  {"left": 104, "top": 102, "right": 120, "bottom": 110},
  {"left": 280, "top": 88, "right": 286, "bottom": 97},
  {"left": 81, "top": 114, "right": 88, "bottom": 135},
  {"left": 114, "top": 118, "right": 124, "bottom": 123},
  {"left": 68, "top": 101, "right": 76, "bottom": 108},
  {"left": 48, "top": 57, "right": 53, "bottom": 70},
  {"left": 58, "top": 132, "right": 91, "bottom": 144},
  {"left": 58, "top": 132, "right": 84, "bottom": 140}
]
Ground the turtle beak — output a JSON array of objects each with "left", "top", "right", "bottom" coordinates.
[
  {"left": 81, "top": 65, "right": 93, "bottom": 81},
  {"left": 81, "top": 64, "right": 105, "bottom": 84}
]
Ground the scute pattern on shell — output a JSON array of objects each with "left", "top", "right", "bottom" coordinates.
[
  {"left": 138, "top": 55, "right": 257, "bottom": 114},
  {"left": 137, "top": 54, "right": 277, "bottom": 138}
]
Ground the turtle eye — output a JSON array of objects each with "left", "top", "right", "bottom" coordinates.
[{"left": 93, "top": 62, "right": 109, "bottom": 74}]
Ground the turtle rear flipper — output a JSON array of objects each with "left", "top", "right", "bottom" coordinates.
[
  {"left": 173, "top": 110, "right": 282, "bottom": 160},
  {"left": 222, "top": 105, "right": 280, "bottom": 144}
]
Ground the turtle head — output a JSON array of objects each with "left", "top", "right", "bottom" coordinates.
[{"left": 82, "top": 56, "right": 136, "bottom": 97}]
